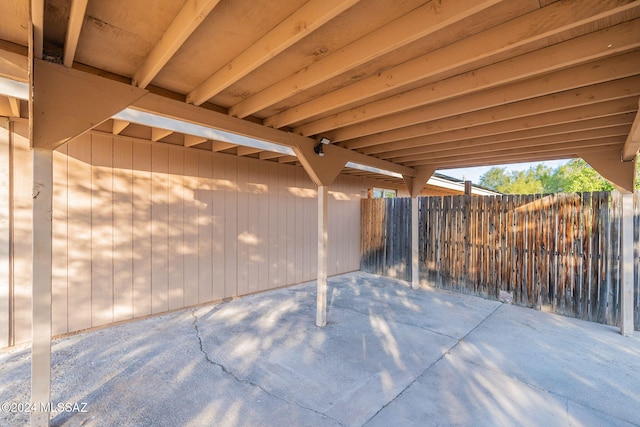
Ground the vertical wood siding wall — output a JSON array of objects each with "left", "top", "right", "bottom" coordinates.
[
  {"left": 5, "top": 123, "right": 363, "bottom": 345},
  {"left": 361, "top": 194, "right": 640, "bottom": 330}
]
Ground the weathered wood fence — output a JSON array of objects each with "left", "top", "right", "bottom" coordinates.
[{"left": 361, "top": 192, "right": 640, "bottom": 330}]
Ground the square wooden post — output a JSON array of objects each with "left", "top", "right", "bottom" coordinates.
[
  {"left": 0, "top": 119, "right": 9, "bottom": 349},
  {"left": 621, "top": 192, "right": 634, "bottom": 336},
  {"left": 31, "top": 146, "right": 53, "bottom": 426},
  {"left": 411, "top": 196, "right": 419, "bottom": 289},
  {"left": 316, "top": 185, "right": 328, "bottom": 327}
]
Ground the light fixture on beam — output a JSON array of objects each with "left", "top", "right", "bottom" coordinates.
[{"left": 314, "top": 136, "right": 331, "bottom": 157}]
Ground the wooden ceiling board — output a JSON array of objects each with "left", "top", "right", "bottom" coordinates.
[
  {"left": 152, "top": 0, "right": 308, "bottom": 97},
  {"left": 73, "top": 0, "right": 189, "bottom": 77},
  {"left": 0, "top": 0, "right": 29, "bottom": 47}
]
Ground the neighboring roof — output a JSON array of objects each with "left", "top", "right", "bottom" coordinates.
[
  {"left": 0, "top": 0, "right": 638, "bottom": 189},
  {"left": 426, "top": 173, "right": 500, "bottom": 196}
]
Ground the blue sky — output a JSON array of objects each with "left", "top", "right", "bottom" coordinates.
[{"left": 438, "top": 159, "right": 571, "bottom": 184}]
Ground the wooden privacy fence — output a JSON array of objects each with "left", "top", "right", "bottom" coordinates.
[{"left": 361, "top": 193, "right": 640, "bottom": 330}]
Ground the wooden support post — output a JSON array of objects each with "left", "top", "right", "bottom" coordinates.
[
  {"left": 411, "top": 196, "right": 419, "bottom": 290},
  {"left": 31, "top": 146, "right": 52, "bottom": 426},
  {"left": 316, "top": 185, "right": 328, "bottom": 327},
  {"left": 403, "top": 167, "right": 435, "bottom": 291},
  {"left": 621, "top": 192, "right": 634, "bottom": 336},
  {"left": 0, "top": 119, "right": 9, "bottom": 348}
]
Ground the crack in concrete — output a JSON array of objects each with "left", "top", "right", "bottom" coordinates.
[
  {"left": 190, "top": 310, "right": 345, "bottom": 427},
  {"left": 362, "top": 303, "right": 505, "bottom": 426}
]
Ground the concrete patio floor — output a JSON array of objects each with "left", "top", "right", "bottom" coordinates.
[{"left": 1, "top": 272, "right": 639, "bottom": 427}]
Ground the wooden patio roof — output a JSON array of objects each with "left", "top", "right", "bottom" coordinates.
[{"left": 1, "top": 0, "right": 639, "bottom": 190}]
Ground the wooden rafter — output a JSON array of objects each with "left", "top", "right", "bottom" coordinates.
[
  {"left": 184, "top": 134, "right": 208, "bottom": 147},
  {"left": 228, "top": 0, "right": 504, "bottom": 118},
  {"left": 314, "top": 22, "right": 640, "bottom": 140},
  {"left": 322, "top": 46, "right": 640, "bottom": 142},
  {"left": 621, "top": 98, "right": 640, "bottom": 161},
  {"left": 356, "top": 111, "right": 636, "bottom": 156},
  {"left": 132, "top": 0, "right": 223, "bottom": 88},
  {"left": 270, "top": 0, "right": 640, "bottom": 131},
  {"left": 388, "top": 127, "right": 631, "bottom": 164},
  {"left": 343, "top": 96, "right": 639, "bottom": 151},
  {"left": 112, "top": 119, "right": 130, "bottom": 135},
  {"left": 378, "top": 117, "right": 634, "bottom": 160},
  {"left": 7, "top": 97, "right": 20, "bottom": 117},
  {"left": 63, "top": 0, "right": 89, "bottom": 67},
  {"left": 30, "top": 0, "right": 44, "bottom": 59},
  {"left": 187, "top": 0, "right": 359, "bottom": 106}
]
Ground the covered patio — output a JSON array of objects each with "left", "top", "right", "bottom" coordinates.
[
  {"left": 0, "top": 1, "right": 639, "bottom": 425},
  {"left": 1, "top": 272, "right": 639, "bottom": 426}
]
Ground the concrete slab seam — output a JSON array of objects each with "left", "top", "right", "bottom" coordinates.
[
  {"left": 189, "top": 310, "right": 345, "bottom": 426},
  {"left": 362, "top": 303, "right": 505, "bottom": 426}
]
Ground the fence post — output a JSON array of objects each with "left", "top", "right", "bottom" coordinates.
[
  {"left": 412, "top": 196, "right": 419, "bottom": 289},
  {"left": 621, "top": 193, "right": 634, "bottom": 336}
]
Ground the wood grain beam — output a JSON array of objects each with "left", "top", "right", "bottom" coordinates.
[
  {"left": 228, "top": 0, "right": 504, "bottom": 118},
  {"left": 133, "top": 0, "right": 222, "bottom": 88},
  {"left": 7, "top": 97, "right": 20, "bottom": 117},
  {"left": 582, "top": 145, "right": 636, "bottom": 192},
  {"left": 357, "top": 112, "right": 636, "bottom": 156},
  {"left": 342, "top": 91, "right": 640, "bottom": 151},
  {"left": 271, "top": 0, "right": 640, "bottom": 131},
  {"left": 31, "top": 0, "right": 44, "bottom": 59},
  {"left": 184, "top": 134, "right": 207, "bottom": 147},
  {"left": 401, "top": 139, "right": 624, "bottom": 167},
  {"left": 63, "top": 0, "right": 89, "bottom": 67},
  {"left": 151, "top": 127, "right": 173, "bottom": 142},
  {"left": 112, "top": 119, "right": 130, "bottom": 135},
  {"left": 236, "top": 146, "right": 262, "bottom": 156},
  {"left": 187, "top": 0, "right": 359, "bottom": 106},
  {"left": 324, "top": 49, "right": 640, "bottom": 142},
  {"left": 387, "top": 126, "right": 631, "bottom": 163},
  {"left": 414, "top": 144, "right": 622, "bottom": 169},
  {"left": 211, "top": 141, "right": 237, "bottom": 152},
  {"left": 32, "top": 60, "right": 147, "bottom": 150},
  {"left": 132, "top": 92, "right": 415, "bottom": 177},
  {"left": 621, "top": 98, "right": 640, "bottom": 160}
]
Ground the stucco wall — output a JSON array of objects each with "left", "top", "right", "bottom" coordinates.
[{"left": 5, "top": 120, "right": 364, "bottom": 345}]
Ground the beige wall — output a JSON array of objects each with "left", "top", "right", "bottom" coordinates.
[{"left": 5, "top": 121, "right": 364, "bottom": 345}]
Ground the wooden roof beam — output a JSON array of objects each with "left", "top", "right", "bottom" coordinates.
[
  {"left": 413, "top": 144, "right": 623, "bottom": 169},
  {"left": 388, "top": 127, "right": 631, "bottom": 163},
  {"left": 357, "top": 110, "right": 637, "bottom": 156},
  {"left": 7, "top": 97, "right": 20, "bottom": 117},
  {"left": 132, "top": 0, "right": 223, "bottom": 88},
  {"left": 211, "top": 141, "right": 237, "bottom": 152},
  {"left": 401, "top": 139, "right": 624, "bottom": 167},
  {"left": 621, "top": 98, "right": 640, "bottom": 161},
  {"left": 378, "top": 116, "right": 635, "bottom": 160},
  {"left": 324, "top": 49, "right": 640, "bottom": 142},
  {"left": 31, "top": 0, "right": 44, "bottom": 59},
  {"left": 228, "top": 0, "right": 504, "bottom": 118},
  {"left": 237, "top": 147, "right": 262, "bottom": 156},
  {"left": 583, "top": 146, "right": 636, "bottom": 193},
  {"left": 132, "top": 92, "right": 415, "bottom": 177},
  {"left": 31, "top": 60, "right": 147, "bottom": 150},
  {"left": 187, "top": 0, "right": 359, "bottom": 106},
  {"left": 112, "top": 119, "right": 130, "bottom": 135},
  {"left": 63, "top": 0, "right": 89, "bottom": 67},
  {"left": 259, "top": 152, "right": 286, "bottom": 160},
  {"left": 151, "top": 127, "right": 173, "bottom": 142},
  {"left": 344, "top": 94, "right": 640, "bottom": 151},
  {"left": 272, "top": 0, "right": 640, "bottom": 131},
  {"left": 184, "top": 135, "right": 208, "bottom": 147}
]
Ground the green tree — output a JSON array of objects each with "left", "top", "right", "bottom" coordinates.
[
  {"left": 477, "top": 159, "right": 639, "bottom": 195},
  {"left": 479, "top": 167, "right": 509, "bottom": 192},
  {"left": 561, "top": 159, "right": 615, "bottom": 192}
]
